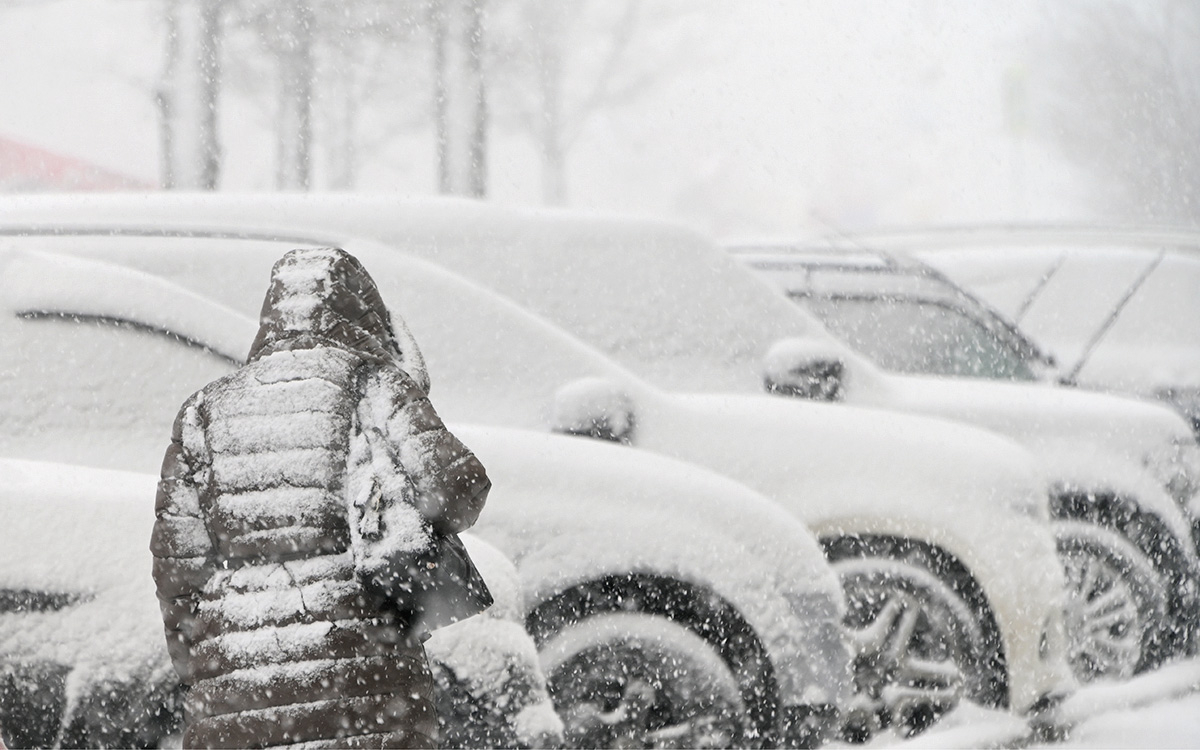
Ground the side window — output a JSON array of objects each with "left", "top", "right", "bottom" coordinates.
[
  {"left": 800, "top": 295, "right": 1037, "bottom": 381},
  {"left": 0, "top": 312, "right": 236, "bottom": 470}
]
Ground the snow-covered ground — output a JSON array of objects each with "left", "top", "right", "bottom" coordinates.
[
  {"left": 1044, "top": 690, "right": 1200, "bottom": 749},
  {"left": 868, "top": 658, "right": 1200, "bottom": 749}
]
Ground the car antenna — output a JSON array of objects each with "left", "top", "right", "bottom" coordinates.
[{"left": 1062, "top": 248, "right": 1166, "bottom": 385}]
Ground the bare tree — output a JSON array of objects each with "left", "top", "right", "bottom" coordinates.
[
  {"left": 273, "top": 1, "right": 315, "bottom": 189},
  {"left": 222, "top": 0, "right": 429, "bottom": 190},
  {"left": 157, "top": 0, "right": 225, "bottom": 190},
  {"left": 1034, "top": 0, "right": 1200, "bottom": 224},
  {"left": 318, "top": 8, "right": 430, "bottom": 190},
  {"left": 431, "top": 0, "right": 488, "bottom": 197},
  {"left": 490, "top": 0, "right": 698, "bottom": 205}
]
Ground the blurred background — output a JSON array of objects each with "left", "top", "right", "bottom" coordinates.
[{"left": 1, "top": 0, "right": 1196, "bottom": 237}]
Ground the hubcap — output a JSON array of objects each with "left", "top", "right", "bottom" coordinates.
[
  {"left": 1061, "top": 550, "right": 1142, "bottom": 680},
  {"left": 547, "top": 636, "right": 743, "bottom": 748},
  {"left": 839, "top": 574, "right": 968, "bottom": 740}
]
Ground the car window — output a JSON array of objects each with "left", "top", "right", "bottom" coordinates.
[
  {"left": 798, "top": 295, "right": 1038, "bottom": 381},
  {"left": 0, "top": 311, "right": 235, "bottom": 471}
]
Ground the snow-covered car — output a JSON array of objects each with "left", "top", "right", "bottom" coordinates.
[
  {"left": 357, "top": 199, "right": 1195, "bottom": 685},
  {"left": 728, "top": 240, "right": 1200, "bottom": 681},
  {"left": 0, "top": 208, "right": 1075, "bottom": 740},
  {"left": 0, "top": 245, "right": 851, "bottom": 748},
  {"left": 0, "top": 457, "right": 561, "bottom": 749}
]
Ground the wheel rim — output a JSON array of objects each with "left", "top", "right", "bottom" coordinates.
[
  {"left": 1060, "top": 549, "right": 1143, "bottom": 680},
  {"left": 836, "top": 561, "right": 980, "bottom": 741},
  {"left": 1053, "top": 520, "right": 1171, "bottom": 681},
  {"left": 542, "top": 614, "right": 745, "bottom": 749}
]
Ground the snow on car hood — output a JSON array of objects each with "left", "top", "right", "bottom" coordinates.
[
  {"left": 884, "top": 373, "right": 1195, "bottom": 464},
  {"left": 450, "top": 424, "right": 850, "bottom": 708},
  {"left": 0, "top": 459, "right": 169, "bottom": 699},
  {"left": 452, "top": 424, "right": 843, "bottom": 612},
  {"left": 632, "top": 391, "right": 1072, "bottom": 711},
  {"left": 0, "top": 458, "right": 540, "bottom": 714},
  {"left": 638, "top": 391, "right": 1049, "bottom": 526},
  {"left": 879, "top": 374, "right": 1200, "bottom": 546}
]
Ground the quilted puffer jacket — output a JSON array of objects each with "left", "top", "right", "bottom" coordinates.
[{"left": 151, "top": 247, "right": 491, "bottom": 749}]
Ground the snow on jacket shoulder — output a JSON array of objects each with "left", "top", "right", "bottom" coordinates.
[{"left": 150, "top": 247, "right": 491, "bottom": 749}]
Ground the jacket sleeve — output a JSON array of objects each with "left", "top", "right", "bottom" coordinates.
[
  {"left": 364, "top": 365, "right": 490, "bottom": 536},
  {"left": 150, "top": 393, "right": 217, "bottom": 685}
]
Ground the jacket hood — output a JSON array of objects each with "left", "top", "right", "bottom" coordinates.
[{"left": 248, "top": 247, "right": 430, "bottom": 392}]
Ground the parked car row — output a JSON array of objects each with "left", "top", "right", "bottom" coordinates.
[
  {"left": 1, "top": 196, "right": 1196, "bottom": 749},
  {"left": 0, "top": 230, "right": 850, "bottom": 748},
  {"left": 728, "top": 238, "right": 1200, "bottom": 683}
]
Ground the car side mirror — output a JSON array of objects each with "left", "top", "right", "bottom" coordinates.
[
  {"left": 552, "top": 378, "right": 636, "bottom": 444},
  {"left": 762, "top": 338, "right": 845, "bottom": 402}
]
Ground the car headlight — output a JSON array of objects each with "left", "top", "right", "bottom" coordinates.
[{"left": 1144, "top": 436, "right": 1200, "bottom": 507}]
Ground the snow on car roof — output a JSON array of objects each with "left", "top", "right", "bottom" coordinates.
[
  {"left": 0, "top": 246, "right": 256, "bottom": 363},
  {"left": 0, "top": 194, "right": 869, "bottom": 395}
]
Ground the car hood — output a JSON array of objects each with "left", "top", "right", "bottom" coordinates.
[
  {"left": 637, "top": 391, "right": 1050, "bottom": 526},
  {"left": 436, "top": 424, "right": 852, "bottom": 708},
  {"left": 452, "top": 424, "right": 843, "bottom": 611},
  {"left": 882, "top": 374, "right": 1195, "bottom": 458},
  {"left": 868, "top": 375, "right": 1200, "bottom": 554}
]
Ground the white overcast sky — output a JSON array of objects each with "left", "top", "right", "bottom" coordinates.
[{"left": 0, "top": 0, "right": 1089, "bottom": 237}]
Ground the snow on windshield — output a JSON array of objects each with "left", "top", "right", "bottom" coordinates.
[{"left": 0, "top": 246, "right": 256, "bottom": 362}]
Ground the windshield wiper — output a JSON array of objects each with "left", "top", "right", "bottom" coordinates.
[
  {"left": 1014, "top": 251, "right": 1067, "bottom": 324},
  {"left": 1062, "top": 248, "right": 1166, "bottom": 385}
]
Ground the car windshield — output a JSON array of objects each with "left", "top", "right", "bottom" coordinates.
[{"left": 799, "top": 295, "right": 1039, "bottom": 381}]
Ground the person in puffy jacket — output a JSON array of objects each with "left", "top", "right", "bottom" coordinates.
[{"left": 151, "top": 247, "right": 492, "bottom": 749}]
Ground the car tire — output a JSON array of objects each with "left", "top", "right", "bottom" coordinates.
[
  {"left": 829, "top": 554, "right": 997, "bottom": 742},
  {"left": 1053, "top": 520, "right": 1171, "bottom": 681},
  {"left": 540, "top": 611, "right": 748, "bottom": 749},
  {"left": 1051, "top": 493, "right": 1200, "bottom": 663}
]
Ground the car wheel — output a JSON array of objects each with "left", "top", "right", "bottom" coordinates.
[
  {"left": 540, "top": 612, "right": 747, "bottom": 749},
  {"left": 832, "top": 556, "right": 990, "bottom": 742},
  {"left": 1054, "top": 520, "right": 1170, "bottom": 681}
]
